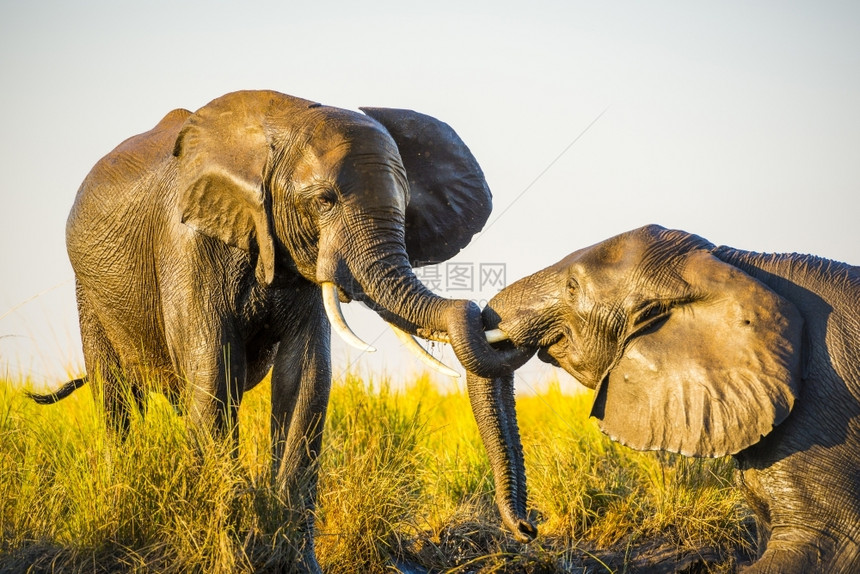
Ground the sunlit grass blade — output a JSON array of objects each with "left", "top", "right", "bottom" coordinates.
[{"left": 1, "top": 373, "right": 754, "bottom": 573}]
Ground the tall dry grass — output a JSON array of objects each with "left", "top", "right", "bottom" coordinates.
[{"left": 0, "top": 373, "right": 754, "bottom": 573}]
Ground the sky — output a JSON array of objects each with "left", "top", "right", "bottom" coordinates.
[{"left": 1, "top": 1, "right": 858, "bottom": 393}]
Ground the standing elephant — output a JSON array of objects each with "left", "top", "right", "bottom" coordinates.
[
  {"left": 27, "top": 90, "right": 512, "bottom": 572},
  {"left": 468, "top": 224, "right": 859, "bottom": 573}
]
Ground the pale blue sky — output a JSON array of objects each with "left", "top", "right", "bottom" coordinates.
[{"left": 2, "top": 1, "right": 858, "bottom": 389}]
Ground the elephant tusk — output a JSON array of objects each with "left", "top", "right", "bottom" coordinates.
[
  {"left": 321, "top": 282, "right": 377, "bottom": 353},
  {"left": 390, "top": 325, "right": 460, "bottom": 378},
  {"left": 485, "top": 328, "right": 509, "bottom": 344}
]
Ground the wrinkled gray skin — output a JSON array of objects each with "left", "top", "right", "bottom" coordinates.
[
  {"left": 471, "top": 224, "right": 859, "bottom": 573},
  {"left": 29, "top": 90, "right": 513, "bottom": 573}
]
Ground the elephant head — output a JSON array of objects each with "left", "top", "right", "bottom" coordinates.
[
  {"left": 172, "top": 90, "right": 511, "bottom": 377},
  {"left": 469, "top": 224, "right": 806, "bottom": 540}
]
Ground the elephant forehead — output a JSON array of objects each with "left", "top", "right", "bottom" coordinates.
[
  {"left": 292, "top": 138, "right": 352, "bottom": 181},
  {"left": 566, "top": 235, "right": 648, "bottom": 282},
  {"left": 295, "top": 126, "right": 402, "bottom": 181},
  {"left": 563, "top": 226, "right": 709, "bottom": 299},
  {"left": 304, "top": 112, "right": 398, "bottom": 155}
]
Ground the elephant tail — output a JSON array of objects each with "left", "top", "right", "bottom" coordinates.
[{"left": 26, "top": 377, "right": 88, "bottom": 404}]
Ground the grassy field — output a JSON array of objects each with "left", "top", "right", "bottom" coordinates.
[{"left": 0, "top": 372, "right": 755, "bottom": 573}]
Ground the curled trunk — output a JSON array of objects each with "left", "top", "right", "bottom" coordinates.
[{"left": 337, "top": 231, "right": 523, "bottom": 378}]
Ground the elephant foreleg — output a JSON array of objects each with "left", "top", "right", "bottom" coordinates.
[
  {"left": 181, "top": 334, "right": 248, "bottom": 447},
  {"left": 270, "top": 295, "right": 331, "bottom": 573}
]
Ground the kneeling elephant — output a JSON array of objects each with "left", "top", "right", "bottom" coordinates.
[{"left": 469, "top": 224, "right": 859, "bottom": 573}]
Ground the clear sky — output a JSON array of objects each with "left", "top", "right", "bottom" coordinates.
[{"left": 1, "top": 1, "right": 858, "bottom": 392}]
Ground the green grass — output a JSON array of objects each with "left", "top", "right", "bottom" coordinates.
[{"left": 0, "top": 373, "right": 755, "bottom": 573}]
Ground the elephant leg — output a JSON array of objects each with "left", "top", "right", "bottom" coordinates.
[
  {"left": 76, "top": 283, "right": 139, "bottom": 437},
  {"left": 736, "top": 466, "right": 773, "bottom": 557},
  {"left": 190, "top": 341, "right": 246, "bottom": 445},
  {"left": 737, "top": 448, "right": 855, "bottom": 573},
  {"left": 270, "top": 295, "right": 331, "bottom": 574},
  {"left": 170, "top": 319, "right": 248, "bottom": 448},
  {"left": 745, "top": 540, "right": 832, "bottom": 574}
]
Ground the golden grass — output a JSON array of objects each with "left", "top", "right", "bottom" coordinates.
[{"left": 0, "top": 373, "right": 754, "bottom": 573}]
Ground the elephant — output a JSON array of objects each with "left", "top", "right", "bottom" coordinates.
[
  {"left": 26, "top": 90, "right": 516, "bottom": 572},
  {"left": 467, "top": 224, "right": 859, "bottom": 573}
]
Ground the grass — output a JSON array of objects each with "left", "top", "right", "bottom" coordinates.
[{"left": 0, "top": 372, "right": 755, "bottom": 573}]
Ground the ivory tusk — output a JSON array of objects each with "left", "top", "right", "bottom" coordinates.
[
  {"left": 390, "top": 325, "right": 460, "bottom": 378},
  {"left": 485, "top": 328, "right": 509, "bottom": 344},
  {"left": 321, "top": 282, "right": 377, "bottom": 353}
]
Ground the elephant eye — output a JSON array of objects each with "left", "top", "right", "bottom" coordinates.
[
  {"left": 567, "top": 277, "right": 579, "bottom": 297},
  {"left": 315, "top": 189, "right": 338, "bottom": 212}
]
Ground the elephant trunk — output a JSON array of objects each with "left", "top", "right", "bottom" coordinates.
[
  {"left": 467, "top": 371, "right": 536, "bottom": 542},
  {"left": 327, "top": 223, "right": 521, "bottom": 379},
  {"left": 322, "top": 218, "right": 538, "bottom": 539}
]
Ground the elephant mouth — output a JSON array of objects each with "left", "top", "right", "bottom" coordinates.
[
  {"left": 331, "top": 282, "right": 354, "bottom": 304},
  {"left": 536, "top": 332, "right": 574, "bottom": 373},
  {"left": 537, "top": 336, "right": 567, "bottom": 369},
  {"left": 537, "top": 336, "right": 602, "bottom": 390},
  {"left": 537, "top": 346, "right": 561, "bottom": 367}
]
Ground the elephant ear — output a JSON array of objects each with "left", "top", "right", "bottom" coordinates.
[
  {"left": 173, "top": 93, "right": 276, "bottom": 285},
  {"left": 359, "top": 107, "right": 492, "bottom": 266},
  {"left": 591, "top": 249, "right": 804, "bottom": 457}
]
